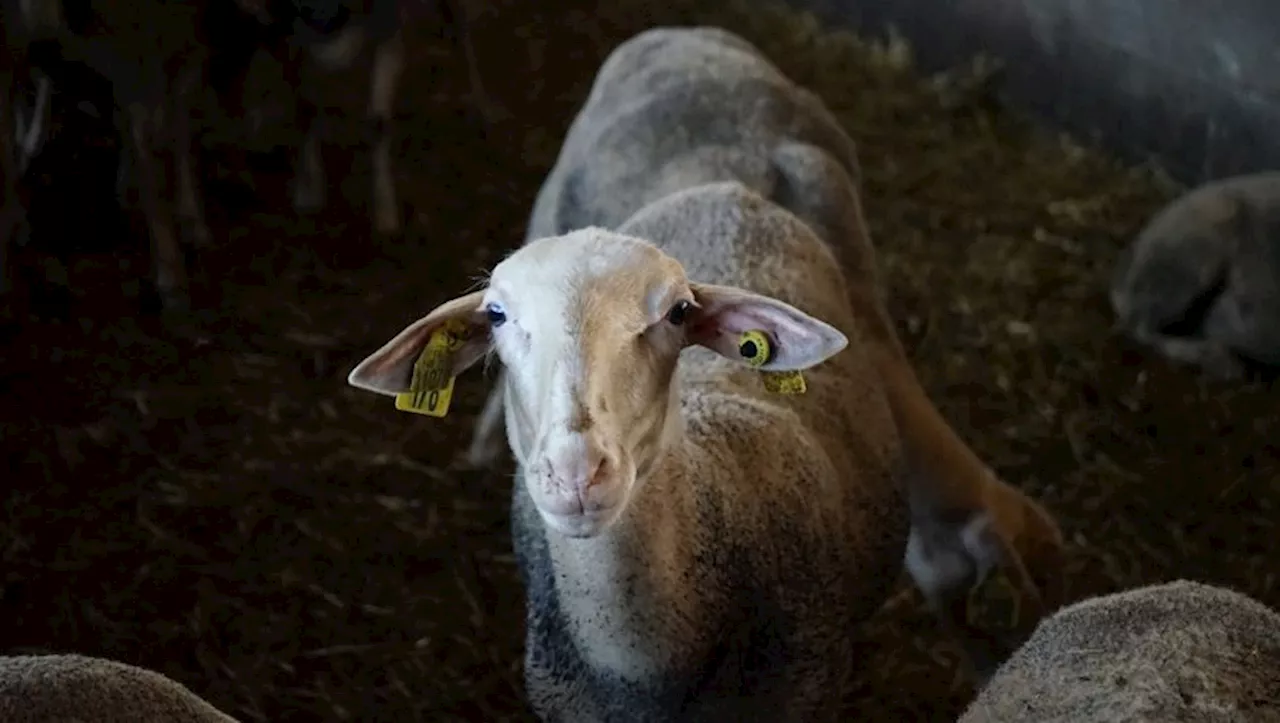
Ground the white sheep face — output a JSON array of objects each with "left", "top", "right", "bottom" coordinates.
[
  {"left": 485, "top": 230, "right": 693, "bottom": 538},
  {"left": 347, "top": 227, "right": 850, "bottom": 539}
]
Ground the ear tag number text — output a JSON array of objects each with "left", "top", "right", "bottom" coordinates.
[{"left": 395, "top": 320, "right": 471, "bottom": 417}]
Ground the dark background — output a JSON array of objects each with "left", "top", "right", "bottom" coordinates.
[{"left": 1, "top": 0, "right": 1276, "bottom": 720}]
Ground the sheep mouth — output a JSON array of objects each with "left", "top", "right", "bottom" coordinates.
[{"left": 540, "top": 507, "right": 621, "bottom": 539}]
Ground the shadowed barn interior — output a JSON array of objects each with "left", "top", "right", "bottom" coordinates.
[{"left": 1, "top": 0, "right": 1276, "bottom": 720}]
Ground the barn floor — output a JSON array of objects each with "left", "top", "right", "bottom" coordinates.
[{"left": 2, "top": 0, "right": 1277, "bottom": 720}]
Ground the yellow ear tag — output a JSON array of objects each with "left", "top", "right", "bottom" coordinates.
[
  {"left": 394, "top": 319, "right": 472, "bottom": 417},
  {"left": 738, "top": 329, "right": 806, "bottom": 395}
]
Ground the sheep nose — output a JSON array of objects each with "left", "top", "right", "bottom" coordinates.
[
  {"left": 539, "top": 436, "right": 611, "bottom": 515},
  {"left": 551, "top": 455, "right": 607, "bottom": 500}
]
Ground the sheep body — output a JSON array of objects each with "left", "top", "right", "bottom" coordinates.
[
  {"left": 0, "top": 653, "right": 239, "bottom": 722},
  {"left": 1110, "top": 171, "right": 1280, "bottom": 379},
  {"left": 510, "top": 185, "right": 909, "bottom": 722},
  {"left": 351, "top": 25, "right": 1060, "bottom": 720},
  {"left": 502, "top": 30, "right": 911, "bottom": 723},
  {"left": 344, "top": 25, "right": 908, "bottom": 721},
  {"left": 960, "top": 580, "right": 1280, "bottom": 723},
  {"left": 478, "top": 25, "right": 1064, "bottom": 690}
]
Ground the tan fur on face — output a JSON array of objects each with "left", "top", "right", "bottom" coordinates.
[{"left": 489, "top": 230, "right": 692, "bottom": 531}]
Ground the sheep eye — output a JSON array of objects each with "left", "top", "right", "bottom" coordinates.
[
  {"left": 666, "top": 300, "right": 692, "bottom": 326},
  {"left": 486, "top": 302, "right": 507, "bottom": 327}
]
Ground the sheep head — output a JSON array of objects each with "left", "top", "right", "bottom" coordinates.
[{"left": 348, "top": 227, "right": 848, "bottom": 538}]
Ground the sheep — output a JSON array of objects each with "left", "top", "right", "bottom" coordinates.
[
  {"left": 0, "top": 0, "right": 62, "bottom": 299},
  {"left": 347, "top": 27, "right": 1064, "bottom": 718},
  {"left": 353, "top": 185, "right": 909, "bottom": 721},
  {"left": 5, "top": 0, "right": 500, "bottom": 312},
  {"left": 958, "top": 580, "right": 1280, "bottom": 723},
  {"left": 7, "top": 0, "right": 219, "bottom": 312},
  {"left": 0, "top": 64, "right": 24, "bottom": 299},
  {"left": 1110, "top": 171, "right": 1280, "bottom": 380},
  {"left": 221, "top": 0, "right": 503, "bottom": 238},
  {"left": 13, "top": 0, "right": 401, "bottom": 312},
  {"left": 464, "top": 25, "right": 1064, "bottom": 682},
  {"left": 0, "top": 653, "right": 240, "bottom": 722}
]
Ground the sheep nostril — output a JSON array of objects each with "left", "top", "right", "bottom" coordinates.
[{"left": 587, "top": 457, "right": 607, "bottom": 488}]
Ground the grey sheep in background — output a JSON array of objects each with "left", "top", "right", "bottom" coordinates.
[
  {"left": 0, "top": 654, "right": 238, "bottom": 722},
  {"left": 1110, "top": 171, "right": 1280, "bottom": 380},
  {"left": 348, "top": 26, "right": 1064, "bottom": 721},
  {"left": 959, "top": 580, "right": 1280, "bottom": 723}
]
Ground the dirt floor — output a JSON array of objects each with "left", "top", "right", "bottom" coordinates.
[{"left": 1, "top": 0, "right": 1278, "bottom": 720}]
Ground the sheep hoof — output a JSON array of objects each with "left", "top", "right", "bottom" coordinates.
[
  {"left": 1146, "top": 333, "right": 1248, "bottom": 381},
  {"left": 373, "top": 220, "right": 402, "bottom": 239},
  {"left": 373, "top": 209, "right": 402, "bottom": 237},
  {"left": 472, "top": 94, "right": 512, "bottom": 127},
  {"left": 966, "top": 569, "right": 1024, "bottom": 633},
  {"left": 184, "top": 222, "right": 214, "bottom": 250},
  {"left": 291, "top": 179, "right": 326, "bottom": 215},
  {"left": 157, "top": 284, "right": 191, "bottom": 315}
]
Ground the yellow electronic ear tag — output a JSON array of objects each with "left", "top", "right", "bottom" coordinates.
[
  {"left": 762, "top": 371, "right": 806, "bottom": 395},
  {"left": 394, "top": 319, "right": 472, "bottom": 417},
  {"left": 738, "top": 329, "right": 806, "bottom": 396}
]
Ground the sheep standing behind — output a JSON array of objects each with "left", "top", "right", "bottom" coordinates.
[
  {"left": 0, "top": 49, "right": 24, "bottom": 299},
  {"left": 959, "top": 580, "right": 1280, "bottom": 723},
  {"left": 5, "top": 0, "right": 501, "bottom": 314},
  {"left": 219, "top": 0, "right": 420, "bottom": 239},
  {"left": 463, "top": 26, "right": 1065, "bottom": 681},
  {"left": 1110, "top": 171, "right": 1280, "bottom": 380},
  {"left": 356, "top": 188, "right": 907, "bottom": 721},
  {"left": 349, "top": 26, "right": 1064, "bottom": 718},
  {"left": 0, "top": 0, "right": 63, "bottom": 299},
  {"left": 5, "top": 0, "right": 219, "bottom": 313},
  {"left": 0, "top": 653, "right": 239, "bottom": 722}
]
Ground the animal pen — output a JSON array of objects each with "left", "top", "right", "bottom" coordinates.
[{"left": 1, "top": 0, "right": 1277, "bottom": 720}]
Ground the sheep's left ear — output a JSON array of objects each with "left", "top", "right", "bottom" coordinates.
[
  {"left": 686, "top": 282, "right": 848, "bottom": 371},
  {"left": 347, "top": 290, "right": 490, "bottom": 397}
]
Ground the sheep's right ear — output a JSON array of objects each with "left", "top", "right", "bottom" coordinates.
[{"left": 347, "top": 290, "right": 490, "bottom": 397}]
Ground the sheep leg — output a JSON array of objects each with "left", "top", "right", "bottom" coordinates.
[
  {"left": 173, "top": 70, "right": 212, "bottom": 249},
  {"left": 114, "top": 104, "right": 137, "bottom": 209},
  {"left": 290, "top": 98, "right": 327, "bottom": 215},
  {"left": 888, "top": 360, "right": 1062, "bottom": 586},
  {"left": 440, "top": 0, "right": 507, "bottom": 124},
  {"left": 868, "top": 346, "right": 1064, "bottom": 672},
  {"left": 0, "top": 68, "right": 45, "bottom": 298},
  {"left": 13, "top": 71, "right": 50, "bottom": 174},
  {"left": 126, "top": 101, "right": 189, "bottom": 313},
  {"left": 1130, "top": 325, "right": 1247, "bottom": 380},
  {"left": 465, "top": 373, "right": 508, "bottom": 468},
  {"left": 0, "top": 77, "right": 21, "bottom": 299},
  {"left": 367, "top": 28, "right": 404, "bottom": 236}
]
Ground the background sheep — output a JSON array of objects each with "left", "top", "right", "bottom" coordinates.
[
  {"left": 348, "top": 25, "right": 1063, "bottom": 719},
  {"left": 4, "top": 0, "right": 499, "bottom": 314},
  {"left": 0, "top": 0, "right": 64, "bottom": 300},
  {"left": 218, "top": 0, "right": 500, "bottom": 239},
  {"left": 959, "top": 580, "right": 1280, "bottom": 723},
  {"left": 0, "top": 653, "right": 239, "bottom": 722},
  {"left": 461, "top": 25, "right": 1065, "bottom": 682},
  {"left": 1110, "top": 171, "right": 1280, "bottom": 381}
]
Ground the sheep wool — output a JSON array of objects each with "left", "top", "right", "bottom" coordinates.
[
  {"left": 0, "top": 654, "right": 238, "bottom": 722},
  {"left": 960, "top": 580, "right": 1280, "bottom": 723}
]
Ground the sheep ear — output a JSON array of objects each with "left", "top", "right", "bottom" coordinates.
[
  {"left": 347, "top": 290, "right": 490, "bottom": 397},
  {"left": 686, "top": 282, "right": 848, "bottom": 371}
]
